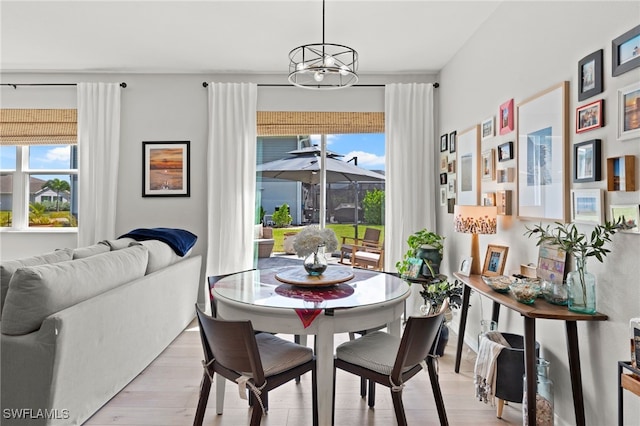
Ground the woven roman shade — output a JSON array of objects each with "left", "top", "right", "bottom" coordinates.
[
  {"left": 0, "top": 109, "right": 77, "bottom": 145},
  {"left": 257, "top": 111, "right": 384, "bottom": 136}
]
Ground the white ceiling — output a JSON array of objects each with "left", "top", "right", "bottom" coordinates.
[{"left": 1, "top": 1, "right": 503, "bottom": 76}]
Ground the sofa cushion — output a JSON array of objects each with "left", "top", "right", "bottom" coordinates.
[
  {"left": 0, "top": 248, "right": 74, "bottom": 314},
  {"left": 99, "top": 237, "right": 136, "bottom": 250},
  {"left": 129, "top": 240, "right": 186, "bottom": 274},
  {"left": 1, "top": 245, "right": 149, "bottom": 336},
  {"left": 72, "top": 242, "right": 111, "bottom": 259}
]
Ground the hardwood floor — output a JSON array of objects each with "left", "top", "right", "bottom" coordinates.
[{"left": 85, "top": 321, "right": 523, "bottom": 425}]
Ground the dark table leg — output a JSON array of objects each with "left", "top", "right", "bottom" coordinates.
[
  {"left": 491, "top": 301, "right": 500, "bottom": 325},
  {"left": 618, "top": 362, "right": 623, "bottom": 426},
  {"left": 524, "top": 317, "right": 536, "bottom": 426},
  {"left": 455, "top": 282, "right": 471, "bottom": 373},
  {"left": 566, "top": 321, "right": 586, "bottom": 426}
]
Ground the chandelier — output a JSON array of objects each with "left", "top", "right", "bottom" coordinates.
[{"left": 288, "top": 0, "right": 359, "bottom": 89}]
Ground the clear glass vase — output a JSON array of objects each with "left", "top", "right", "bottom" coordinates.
[
  {"left": 303, "top": 245, "right": 328, "bottom": 276},
  {"left": 523, "top": 358, "right": 554, "bottom": 426},
  {"left": 567, "top": 256, "right": 596, "bottom": 314}
]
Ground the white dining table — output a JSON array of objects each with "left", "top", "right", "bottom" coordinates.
[{"left": 211, "top": 265, "right": 410, "bottom": 426}]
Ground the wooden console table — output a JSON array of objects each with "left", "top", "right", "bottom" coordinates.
[
  {"left": 453, "top": 273, "right": 607, "bottom": 426},
  {"left": 618, "top": 361, "right": 640, "bottom": 426}
]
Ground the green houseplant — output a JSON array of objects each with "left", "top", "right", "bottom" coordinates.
[
  {"left": 396, "top": 228, "right": 445, "bottom": 277},
  {"left": 524, "top": 220, "right": 619, "bottom": 314},
  {"left": 272, "top": 203, "right": 293, "bottom": 228}
]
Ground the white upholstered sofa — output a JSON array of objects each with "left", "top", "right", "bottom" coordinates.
[{"left": 0, "top": 236, "right": 202, "bottom": 425}]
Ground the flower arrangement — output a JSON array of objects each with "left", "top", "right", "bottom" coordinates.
[{"left": 293, "top": 226, "right": 338, "bottom": 258}]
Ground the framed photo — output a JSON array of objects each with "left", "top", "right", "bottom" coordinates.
[
  {"left": 499, "top": 99, "right": 514, "bottom": 135},
  {"left": 571, "top": 188, "right": 604, "bottom": 225},
  {"left": 517, "top": 82, "right": 569, "bottom": 222},
  {"left": 578, "top": 49, "right": 603, "bottom": 101},
  {"left": 612, "top": 24, "right": 640, "bottom": 77},
  {"left": 618, "top": 82, "right": 640, "bottom": 141},
  {"left": 482, "top": 244, "right": 509, "bottom": 277},
  {"left": 448, "top": 159, "right": 456, "bottom": 173},
  {"left": 405, "top": 257, "right": 423, "bottom": 279},
  {"left": 440, "top": 187, "right": 447, "bottom": 206},
  {"left": 497, "top": 168, "right": 514, "bottom": 183},
  {"left": 481, "top": 117, "right": 495, "bottom": 140},
  {"left": 457, "top": 125, "right": 481, "bottom": 205},
  {"left": 576, "top": 99, "right": 604, "bottom": 133},
  {"left": 439, "top": 173, "right": 447, "bottom": 185},
  {"left": 481, "top": 149, "right": 495, "bottom": 181},
  {"left": 482, "top": 192, "right": 496, "bottom": 207},
  {"left": 447, "top": 198, "right": 455, "bottom": 214},
  {"left": 496, "top": 190, "right": 512, "bottom": 215},
  {"left": 440, "top": 153, "right": 449, "bottom": 172},
  {"left": 610, "top": 204, "right": 640, "bottom": 233},
  {"left": 447, "top": 177, "right": 456, "bottom": 196},
  {"left": 449, "top": 131, "right": 457, "bottom": 153},
  {"left": 458, "top": 256, "right": 473, "bottom": 277},
  {"left": 573, "top": 139, "right": 601, "bottom": 183},
  {"left": 440, "top": 134, "right": 448, "bottom": 152},
  {"left": 607, "top": 155, "right": 635, "bottom": 192},
  {"left": 536, "top": 243, "right": 567, "bottom": 285},
  {"left": 497, "top": 141, "right": 514, "bottom": 162},
  {"left": 142, "top": 141, "right": 190, "bottom": 197}
]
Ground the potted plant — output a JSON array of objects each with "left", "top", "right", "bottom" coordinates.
[
  {"left": 524, "top": 220, "right": 620, "bottom": 314},
  {"left": 396, "top": 228, "right": 445, "bottom": 278}
]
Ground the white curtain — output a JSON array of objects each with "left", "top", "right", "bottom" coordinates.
[
  {"left": 206, "top": 83, "right": 258, "bottom": 277},
  {"left": 77, "top": 83, "right": 121, "bottom": 247},
  {"left": 385, "top": 83, "right": 436, "bottom": 313}
]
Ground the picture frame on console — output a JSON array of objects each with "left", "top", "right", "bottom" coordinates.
[{"left": 482, "top": 244, "right": 509, "bottom": 277}]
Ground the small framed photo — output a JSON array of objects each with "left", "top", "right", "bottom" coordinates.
[
  {"left": 482, "top": 244, "right": 509, "bottom": 277},
  {"left": 447, "top": 177, "right": 456, "bottom": 196},
  {"left": 439, "top": 173, "right": 447, "bottom": 185},
  {"left": 448, "top": 159, "right": 456, "bottom": 173},
  {"left": 574, "top": 139, "right": 601, "bottom": 183},
  {"left": 481, "top": 117, "right": 495, "bottom": 140},
  {"left": 618, "top": 82, "right": 640, "bottom": 141},
  {"left": 142, "top": 141, "right": 191, "bottom": 197},
  {"left": 440, "top": 134, "right": 448, "bottom": 152},
  {"left": 440, "top": 153, "right": 449, "bottom": 172},
  {"left": 536, "top": 243, "right": 567, "bottom": 285},
  {"left": 458, "top": 256, "right": 473, "bottom": 277},
  {"left": 497, "top": 168, "right": 514, "bottom": 183},
  {"left": 482, "top": 192, "right": 496, "bottom": 207},
  {"left": 481, "top": 149, "right": 495, "bottom": 180},
  {"left": 576, "top": 99, "right": 604, "bottom": 133},
  {"left": 449, "top": 131, "right": 457, "bottom": 153},
  {"left": 405, "top": 257, "right": 423, "bottom": 279},
  {"left": 497, "top": 141, "right": 514, "bottom": 162},
  {"left": 496, "top": 190, "right": 512, "bottom": 215},
  {"left": 578, "top": 49, "right": 603, "bottom": 101},
  {"left": 447, "top": 198, "right": 455, "bottom": 214},
  {"left": 440, "top": 187, "right": 447, "bottom": 206},
  {"left": 610, "top": 204, "right": 640, "bottom": 233},
  {"left": 612, "top": 24, "right": 640, "bottom": 77},
  {"left": 571, "top": 188, "right": 604, "bottom": 225},
  {"left": 499, "top": 99, "right": 514, "bottom": 135}
]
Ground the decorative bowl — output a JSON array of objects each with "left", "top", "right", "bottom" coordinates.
[
  {"left": 509, "top": 280, "right": 541, "bottom": 304},
  {"left": 541, "top": 280, "right": 568, "bottom": 305},
  {"left": 482, "top": 275, "right": 512, "bottom": 293}
]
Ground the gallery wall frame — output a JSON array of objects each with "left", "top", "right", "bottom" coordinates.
[
  {"left": 573, "top": 139, "right": 601, "bottom": 183},
  {"left": 496, "top": 190, "right": 512, "bottom": 215},
  {"left": 610, "top": 204, "right": 640, "bottom": 233},
  {"left": 497, "top": 141, "right": 514, "bottom": 162},
  {"left": 482, "top": 244, "right": 509, "bottom": 277},
  {"left": 499, "top": 99, "right": 514, "bottom": 135},
  {"left": 142, "top": 141, "right": 191, "bottom": 197},
  {"left": 607, "top": 155, "right": 636, "bottom": 191},
  {"left": 497, "top": 167, "right": 515, "bottom": 183},
  {"left": 578, "top": 49, "right": 603, "bottom": 101},
  {"left": 576, "top": 99, "right": 604, "bottom": 134},
  {"left": 612, "top": 24, "right": 640, "bottom": 77},
  {"left": 481, "top": 149, "right": 495, "bottom": 181},
  {"left": 570, "top": 188, "right": 604, "bottom": 225},
  {"left": 481, "top": 116, "right": 494, "bottom": 140},
  {"left": 456, "top": 125, "right": 481, "bottom": 205},
  {"left": 440, "top": 134, "right": 448, "bottom": 152},
  {"left": 440, "top": 187, "right": 447, "bottom": 207},
  {"left": 618, "top": 82, "right": 640, "bottom": 141},
  {"left": 516, "top": 82, "right": 569, "bottom": 222},
  {"left": 449, "top": 131, "right": 457, "bottom": 153},
  {"left": 482, "top": 192, "right": 496, "bottom": 207}
]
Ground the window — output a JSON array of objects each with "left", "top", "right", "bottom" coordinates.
[{"left": 0, "top": 144, "right": 78, "bottom": 229}]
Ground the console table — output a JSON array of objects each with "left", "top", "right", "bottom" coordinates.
[{"left": 453, "top": 273, "right": 607, "bottom": 426}]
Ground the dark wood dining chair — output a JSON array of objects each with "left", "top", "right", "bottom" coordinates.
[
  {"left": 194, "top": 305, "right": 318, "bottom": 426},
  {"left": 338, "top": 227, "right": 381, "bottom": 265},
  {"left": 333, "top": 301, "right": 449, "bottom": 426}
]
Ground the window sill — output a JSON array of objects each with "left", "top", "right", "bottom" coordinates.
[{"left": 0, "top": 227, "right": 78, "bottom": 234}]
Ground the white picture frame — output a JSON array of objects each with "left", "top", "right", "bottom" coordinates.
[
  {"left": 570, "top": 188, "right": 604, "bottom": 225},
  {"left": 456, "top": 125, "right": 481, "bottom": 206},
  {"left": 610, "top": 204, "right": 640, "bottom": 233},
  {"left": 440, "top": 187, "right": 447, "bottom": 206},
  {"left": 618, "top": 81, "right": 640, "bottom": 141},
  {"left": 459, "top": 256, "right": 473, "bottom": 276},
  {"left": 481, "top": 116, "right": 495, "bottom": 140}
]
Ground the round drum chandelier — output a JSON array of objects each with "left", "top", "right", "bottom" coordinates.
[{"left": 288, "top": 0, "right": 359, "bottom": 90}]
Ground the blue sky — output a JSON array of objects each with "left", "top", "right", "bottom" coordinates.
[{"left": 310, "top": 133, "right": 385, "bottom": 170}]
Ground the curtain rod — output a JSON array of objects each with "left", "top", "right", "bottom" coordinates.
[
  {"left": 3, "top": 82, "right": 127, "bottom": 89},
  {"left": 201, "top": 82, "right": 439, "bottom": 88}
]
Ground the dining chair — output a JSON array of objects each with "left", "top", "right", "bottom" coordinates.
[
  {"left": 338, "top": 228, "right": 381, "bottom": 265},
  {"left": 194, "top": 305, "right": 318, "bottom": 426},
  {"left": 333, "top": 301, "right": 449, "bottom": 426}
]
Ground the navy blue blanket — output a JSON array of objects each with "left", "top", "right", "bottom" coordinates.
[{"left": 119, "top": 228, "right": 197, "bottom": 256}]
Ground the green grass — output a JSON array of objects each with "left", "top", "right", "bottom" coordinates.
[{"left": 271, "top": 224, "right": 384, "bottom": 253}]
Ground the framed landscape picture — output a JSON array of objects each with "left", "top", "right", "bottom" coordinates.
[
  {"left": 618, "top": 82, "right": 640, "bottom": 141},
  {"left": 610, "top": 204, "right": 640, "bottom": 233},
  {"left": 142, "top": 141, "right": 191, "bottom": 197},
  {"left": 571, "top": 188, "right": 604, "bottom": 225}
]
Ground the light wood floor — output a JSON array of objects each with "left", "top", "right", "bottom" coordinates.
[{"left": 85, "top": 321, "right": 523, "bottom": 425}]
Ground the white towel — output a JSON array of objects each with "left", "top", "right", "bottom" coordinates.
[{"left": 474, "top": 331, "right": 510, "bottom": 405}]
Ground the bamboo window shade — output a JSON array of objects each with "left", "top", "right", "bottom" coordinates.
[
  {"left": 257, "top": 111, "right": 384, "bottom": 136},
  {"left": 0, "top": 109, "right": 77, "bottom": 145}
]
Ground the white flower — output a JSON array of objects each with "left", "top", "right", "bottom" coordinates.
[{"left": 293, "top": 226, "right": 338, "bottom": 258}]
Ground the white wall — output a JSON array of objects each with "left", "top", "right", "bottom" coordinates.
[{"left": 437, "top": 2, "right": 640, "bottom": 425}]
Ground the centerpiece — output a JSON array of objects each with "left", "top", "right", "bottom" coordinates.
[{"left": 293, "top": 226, "right": 338, "bottom": 276}]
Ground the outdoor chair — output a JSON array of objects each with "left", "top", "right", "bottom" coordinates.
[
  {"left": 194, "top": 305, "right": 318, "bottom": 426},
  {"left": 338, "top": 228, "right": 381, "bottom": 265},
  {"left": 350, "top": 241, "right": 384, "bottom": 271},
  {"left": 333, "top": 301, "right": 449, "bottom": 426}
]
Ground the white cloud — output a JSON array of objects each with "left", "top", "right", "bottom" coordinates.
[
  {"left": 343, "top": 150, "right": 385, "bottom": 169},
  {"left": 44, "top": 146, "right": 70, "bottom": 162}
]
